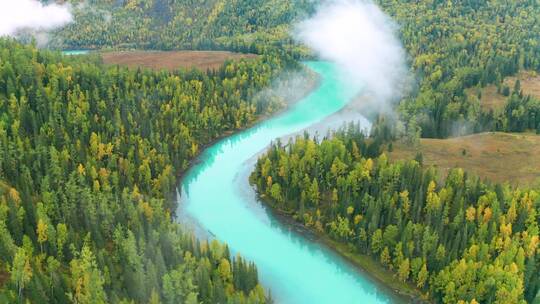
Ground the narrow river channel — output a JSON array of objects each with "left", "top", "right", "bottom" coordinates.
[{"left": 178, "top": 61, "right": 404, "bottom": 304}]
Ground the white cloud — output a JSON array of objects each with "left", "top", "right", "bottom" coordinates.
[
  {"left": 0, "top": 0, "right": 73, "bottom": 37},
  {"left": 295, "top": 0, "right": 409, "bottom": 109}
]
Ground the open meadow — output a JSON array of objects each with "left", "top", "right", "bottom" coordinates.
[
  {"left": 101, "top": 50, "right": 257, "bottom": 71},
  {"left": 388, "top": 132, "right": 540, "bottom": 185}
]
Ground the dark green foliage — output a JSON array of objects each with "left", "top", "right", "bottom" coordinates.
[
  {"left": 502, "top": 86, "right": 511, "bottom": 97},
  {"left": 53, "top": 0, "right": 314, "bottom": 54},
  {"left": 501, "top": 93, "right": 540, "bottom": 133}
]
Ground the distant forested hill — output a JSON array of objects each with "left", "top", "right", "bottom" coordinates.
[
  {"left": 54, "top": 0, "right": 540, "bottom": 139},
  {"left": 53, "top": 0, "right": 314, "bottom": 52}
]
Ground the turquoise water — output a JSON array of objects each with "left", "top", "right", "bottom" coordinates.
[
  {"left": 178, "top": 62, "right": 402, "bottom": 303},
  {"left": 62, "top": 50, "right": 90, "bottom": 55}
]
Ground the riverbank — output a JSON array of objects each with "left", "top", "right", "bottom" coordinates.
[
  {"left": 175, "top": 65, "right": 320, "bottom": 182},
  {"left": 252, "top": 191, "right": 428, "bottom": 304},
  {"left": 170, "top": 65, "right": 321, "bottom": 218}
]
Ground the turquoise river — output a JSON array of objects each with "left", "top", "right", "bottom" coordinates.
[{"left": 178, "top": 61, "right": 404, "bottom": 303}]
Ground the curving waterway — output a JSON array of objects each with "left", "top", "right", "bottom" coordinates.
[
  {"left": 178, "top": 62, "right": 403, "bottom": 304},
  {"left": 62, "top": 50, "right": 90, "bottom": 55}
]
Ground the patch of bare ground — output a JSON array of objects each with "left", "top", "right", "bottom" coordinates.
[
  {"left": 466, "top": 70, "right": 540, "bottom": 112},
  {"left": 387, "top": 132, "right": 540, "bottom": 185},
  {"left": 101, "top": 50, "right": 258, "bottom": 71},
  {"left": 466, "top": 85, "right": 507, "bottom": 112},
  {"left": 505, "top": 70, "right": 540, "bottom": 99},
  {"left": 0, "top": 270, "right": 9, "bottom": 287}
]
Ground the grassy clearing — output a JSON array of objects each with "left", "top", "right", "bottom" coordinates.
[
  {"left": 466, "top": 85, "right": 507, "bottom": 112},
  {"left": 0, "top": 271, "right": 8, "bottom": 288},
  {"left": 101, "top": 50, "right": 257, "bottom": 71},
  {"left": 466, "top": 70, "right": 540, "bottom": 112},
  {"left": 505, "top": 70, "right": 540, "bottom": 99},
  {"left": 388, "top": 132, "right": 540, "bottom": 185}
]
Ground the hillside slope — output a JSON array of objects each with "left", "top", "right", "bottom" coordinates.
[{"left": 388, "top": 132, "right": 540, "bottom": 185}]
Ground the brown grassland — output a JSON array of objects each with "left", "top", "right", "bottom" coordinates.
[
  {"left": 507, "top": 70, "right": 540, "bottom": 99},
  {"left": 0, "top": 271, "right": 8, "bottom": 288},
  {"left": 466, "top": 70, "right": 540, "bottom": 112},
  {"left": 466, "top": 85, "right": 507, "bottom": 112},
  {"left": 387, "top": 132, "right": 540, "bottom": 185},
  {"left": 101, "top": 50, "right": 258, "bottom": 71}
]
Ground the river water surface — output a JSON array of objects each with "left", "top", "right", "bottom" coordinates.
[
  {"left": 178, "top": 62, "right": 403, "bottom": 303},
  {"left": 62, "top": 50, "right": 90, "bottom": 55}
]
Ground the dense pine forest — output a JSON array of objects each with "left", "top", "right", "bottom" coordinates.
[
  {"left": 251, "top": 127, "right": 540, "bottom": 303},
  {"left": 382, "top": 0, "right": 540, "bottom": 138},
  {"left": 52, "top": 0, "right": 314, "bottom": 53},
  {"left": 0, "top": 38, "right": 302, "bottom": 303}
]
